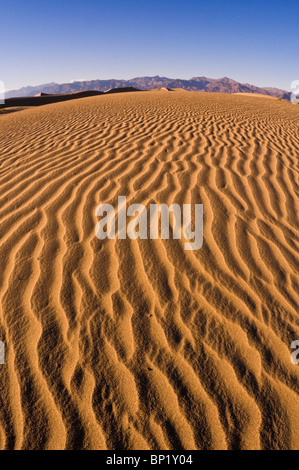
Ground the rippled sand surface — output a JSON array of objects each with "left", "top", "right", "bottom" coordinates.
[{"left": 0, "top": 91, "right": 298, "bottom": 450}]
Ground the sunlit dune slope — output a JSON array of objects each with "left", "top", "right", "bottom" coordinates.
[{"left": 0, "top": 91, "right": 298, "bottom": 450}]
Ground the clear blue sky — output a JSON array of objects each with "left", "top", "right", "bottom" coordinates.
[{"left": 1, "top": 0, "right": 298, "bottom": 91}]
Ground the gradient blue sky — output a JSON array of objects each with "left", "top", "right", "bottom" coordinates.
[{"left": 2, "top": 0, "right": 298, "bottom": 91}]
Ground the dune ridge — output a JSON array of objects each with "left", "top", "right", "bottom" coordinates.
[
  {"left": 0, "top": 91, "right": 298, "bottom": 450},
  {"left": 3, "top": 87, "right": 141, "bottom": 109}
]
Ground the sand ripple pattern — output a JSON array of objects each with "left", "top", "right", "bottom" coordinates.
[{"left": 0, "top": 91, "right": 298, "bottom": 450}]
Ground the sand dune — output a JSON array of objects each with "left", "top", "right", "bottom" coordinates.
[
  {"left": 4, "top": 90, "right": 104, "bottom": 108},
  {"left": 0, "top": 91, "right": 298, "bottom": 450},
  {"left": 233, "top": 92, "right": 276, "bottom": 99},
  {"left": 4, "top": 87, "right": 141, "bottom": 108}
]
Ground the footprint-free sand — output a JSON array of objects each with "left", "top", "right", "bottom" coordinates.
[{"left": 0, "top": 90, "right": 298, "bottom": 450}]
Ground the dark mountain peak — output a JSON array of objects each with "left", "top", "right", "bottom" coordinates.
[{"left": 6, "top": 76, "right": 291, "bottom": 100}]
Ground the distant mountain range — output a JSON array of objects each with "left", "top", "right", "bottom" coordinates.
[{"left": 6, "top": 76, "right": 291, "bottom": 100}]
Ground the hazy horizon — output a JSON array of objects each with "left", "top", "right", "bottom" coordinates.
[{"left": 5, "top": 73, "right": 292, "bottom": 94}]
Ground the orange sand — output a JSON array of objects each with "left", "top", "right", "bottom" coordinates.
[{"left": 0, "top": 91, "right": 298, "bottom": 450}]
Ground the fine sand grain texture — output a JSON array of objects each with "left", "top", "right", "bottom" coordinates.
[{"left": 0, "top": 91, "right": 298, "bottom": 450}]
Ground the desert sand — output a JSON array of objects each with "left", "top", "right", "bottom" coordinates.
[{"left": 0, "top": 90, "right": 298, "bottom": 450}]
